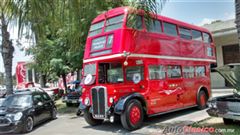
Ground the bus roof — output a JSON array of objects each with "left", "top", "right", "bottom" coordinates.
[{"left": 92, "top": 6, "right": 210, "bottom": 33}]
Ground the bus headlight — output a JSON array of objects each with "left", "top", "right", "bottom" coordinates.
[
  {"left": 109, "top": 97, "right": 114, "bottom": 104},
  {"left": 84, "top": 97, "right": 90, "bottom": 106}
]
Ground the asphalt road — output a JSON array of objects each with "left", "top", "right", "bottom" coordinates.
[{"left": 25, "top": 89, "right": 233, "bottom": 135}]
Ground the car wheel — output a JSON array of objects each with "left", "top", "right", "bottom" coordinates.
[
  {"left": 223, "top": 118, "right": 234, "bottom": 125},
  {"left": 51, "top": 108, "right": 57, "bottom": 120},
  {"left": 120, "top": 99, "right": 144, "bottom": 131},
  {"left": 197, "top": 90, "right": 207, "bottom": 110},
  {"left": 83, "top": 107, "right": 103, "bottom": 126},
  {"left": 23, "top": 116, "right": 34, "bottom": 133}
]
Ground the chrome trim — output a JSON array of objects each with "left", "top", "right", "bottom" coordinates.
[{"left": 91, "top": 86, "right": 108, "bottom": 119}]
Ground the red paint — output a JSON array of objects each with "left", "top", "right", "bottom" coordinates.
[
  {"left": 130, "top": 106, "right": 141, "bottom": 125},
  {"left": 81, "top": 7, "right": 216, "bottom": 117}
]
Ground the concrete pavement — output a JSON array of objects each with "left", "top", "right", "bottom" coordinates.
[{"left": 26, "top": 89, "right": 233, "bottom": 135}]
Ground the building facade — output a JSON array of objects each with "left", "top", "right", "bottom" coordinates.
[{"left": 204, "top": 19, "right": 239, "bottom": 88}]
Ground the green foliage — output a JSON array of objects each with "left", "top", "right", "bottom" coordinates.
[{"left": 16, "top": 0, "right": 165, "bottom": 84}]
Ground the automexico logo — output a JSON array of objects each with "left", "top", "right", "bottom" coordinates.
[{"left": 162, "top": 125, "right": 235, "bottom": 134}]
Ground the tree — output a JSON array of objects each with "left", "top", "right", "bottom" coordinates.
[
  {"left": 16, "top": 0, "right": 167, "bottom": 90},
  {"left": 0, "top": 0, "right": 17, "bottom": 95}
]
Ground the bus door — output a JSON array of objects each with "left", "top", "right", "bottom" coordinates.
[{"left": 164, "top": 65, "right": 185, "bottom": 109}]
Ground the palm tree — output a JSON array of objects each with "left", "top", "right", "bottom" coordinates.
[{"left": 0, "top": 0, "right": 17, "bottom": 95}]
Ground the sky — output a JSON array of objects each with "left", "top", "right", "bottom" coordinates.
[{"left": 0, "top": 0, "right": 236, "bottom": 74}]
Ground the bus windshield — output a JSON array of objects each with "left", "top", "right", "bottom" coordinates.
[{"left": 98, "top": 63, "right": 123, "bottom": 84}]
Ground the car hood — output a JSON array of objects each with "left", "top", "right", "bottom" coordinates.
[
  {"left": 215, "top": 64, "right": 240, "bottom": 95},
  {"left": 0, "top": 106, "right": 26, "bottom": 115}
]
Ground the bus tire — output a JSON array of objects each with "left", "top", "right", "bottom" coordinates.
[
  {"left": 83, "top": 107, "right": 103, "bottom": 126},
  {"left": 197, "top": 90, "right": 208, "bottom": 110},
  {"left": 120, "top": 99, "right": 143, "bottom": 131}
]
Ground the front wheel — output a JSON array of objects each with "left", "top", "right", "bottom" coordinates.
[
  {"left": 51, "top": 107, "right": 57, "bottom": 120},
  {"left": 197, "top": 90, "right": 208, "bottom": 110},
  {"left": 120, "top": 99, "right": 144, "bottom": 131},
  {"left": 83, "top": 107, "right": 103, "bottom": 126},
  {"left": 22, "top": 116, "right": 34, "bottom": 133}
]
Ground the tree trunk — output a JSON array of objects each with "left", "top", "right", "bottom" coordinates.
[
  {"left": 62, "top": 74, "right": 67, "bottom": 91},
  {"left": 1, "top": 14, "right": 14, "bottom": 95},
  {"left": 40, "top": 74, "right": 46, "bottom": 88},
  {"left": 76, "top": 69, "right": 80, "bottom": 81}
]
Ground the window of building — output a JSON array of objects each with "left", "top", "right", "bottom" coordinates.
[
  {"left": 167, "top": 65, "right": 181, "bottom": 78},
  {"left": 149, "top": 65, "right": 166, "bottom": 80},
  {"left": 196, "top": 66, "right": 206, "bottom": 77},
  {"left": 183, "top": 66, "right": 194, "bottom": 78},
  {"left": 126, "top": 66, "right": 144, "bottom": 82},
  {"left": 105, "top": 14, "right": 124, "bottom": 32},
  {"left": 203, "top": 33, "right": 212, "bottom": 43},
  {"left": 147, "top": 19, "right": 162, "bottom": 33},
  {"left": 127, "top": 14, "right": 143, "bottom": 30},
  {"left": 179, "top": 27, "right": 192, "bottom": 40},
  {"left": 163, "top": 22, "right": 178, "bottom": 36},
  {"left": 89, "top": 21, "right": 104, "bottom": 37},
  {"left": 192, "top": 30, "right": 202, "bottom": 41}
]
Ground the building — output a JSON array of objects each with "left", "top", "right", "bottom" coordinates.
[{"left": 204, "top": 19, "right": 239, "bottom": 88}]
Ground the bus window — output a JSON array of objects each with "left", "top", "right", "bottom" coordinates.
[
  {"left": 192, "top": 30, "right": 202, "bottom": 41},
  {"left": 195, "top": 66, "right": 206, "bottom": 77},
  {"left": 207, "top": 47, "right": 213, "bottom": 57},
  {"left": 203, "top": 33, "right": 212, "bottom": 43},
  {"left": 89, "top": 21, "right": 104, "bottom": 37},
  {"left": 167, "top": 65, "right": 181, "bottom": 78},
  {"left": 127, "top": 14, "right": 143, "bottom": 30},
  {"left": 179, "top": 27, "right": 192, "bottom": 40},
  {"left": 183, "top": 66, "right": 194, "bottom": 78},
  {"left": 163, "top": 22, "right": 178, "bottom": 36},
  {"left": 149, "top": 65, "right": 165, "bottom": 80},
  {"left": 126, "top": 66, "right": 144, "bottom": 82},
  {"left": 147, "top": 19, "right": 162, "bottom": 33},
  {"left": 98, "top": 63, "right": 123, "bottom": 84},
  {"left": 105, "top": 14, "right": 124, "bottom": 32}
]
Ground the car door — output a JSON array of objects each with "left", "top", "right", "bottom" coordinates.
[
  {"left": 32, "top": 94, "right": 45, "bottom": 123},
  {"left": 41, "top": 93, "right": 53, "bottom": 119}
]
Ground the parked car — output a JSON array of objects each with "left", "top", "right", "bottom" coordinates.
[
  {"left": 207, "top": 64, "right": 240, "bottom": 124},
  {"left": 62, "top": 81, "right": 82, "bottom": 107},
  {"left": 0, "top": 90, "right": 57, "bottom": 134},
  {"left": 15, "top": 87, "right": 56, "bottom": 101},
  {"left": 0, "top": 86, "right": 6, "bottom": 98},
  {"left": 42, "top": 87, "right": 63, "bottom": 100}
]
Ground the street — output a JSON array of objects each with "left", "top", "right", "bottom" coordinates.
[{"left": 25, "top": 89, "right": 233, "bottom": 135}]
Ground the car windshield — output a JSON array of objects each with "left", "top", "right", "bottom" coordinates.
[
  {"left": 98, "top": 63, "right": 123, "bottom": 84},
  {"left": 1, "top": 95, "right": 32, "bottom": 108}
]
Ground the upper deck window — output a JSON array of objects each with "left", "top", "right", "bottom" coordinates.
[
  {"left": 203, "top": 33, "right": 212, "bottom": 43},
  {"left": 163, "top": 22, "right": 178, "bottom": 36},
  {"left": 192, "top": 30, "right": 202, "bottom": 41},
  {"left": 127, "top": 14, "right": 143, "bottom": 30},
  {"left": 89, "top": 21, "right": 104, "bottom": 37},
  {"left": 147, "top": 19, "right": 162, "bottom": 33},
  {"left": 105, "top": 14, "right": 124, "bottom": 32},
  {"left": 179, "top": 27, "right": 192, "bottom": 40}
]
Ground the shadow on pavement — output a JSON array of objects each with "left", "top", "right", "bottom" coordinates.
[{"left": 82, "top": 107, "right": 202, "bottom": 134}]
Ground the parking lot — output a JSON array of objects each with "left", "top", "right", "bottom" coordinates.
[{"left": 26, "top": 89, "right": 233, "bottom": 135}]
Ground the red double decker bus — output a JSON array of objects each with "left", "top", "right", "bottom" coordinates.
[{"left": 80, "top": 7, "right": 216, "bottom": 130}]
